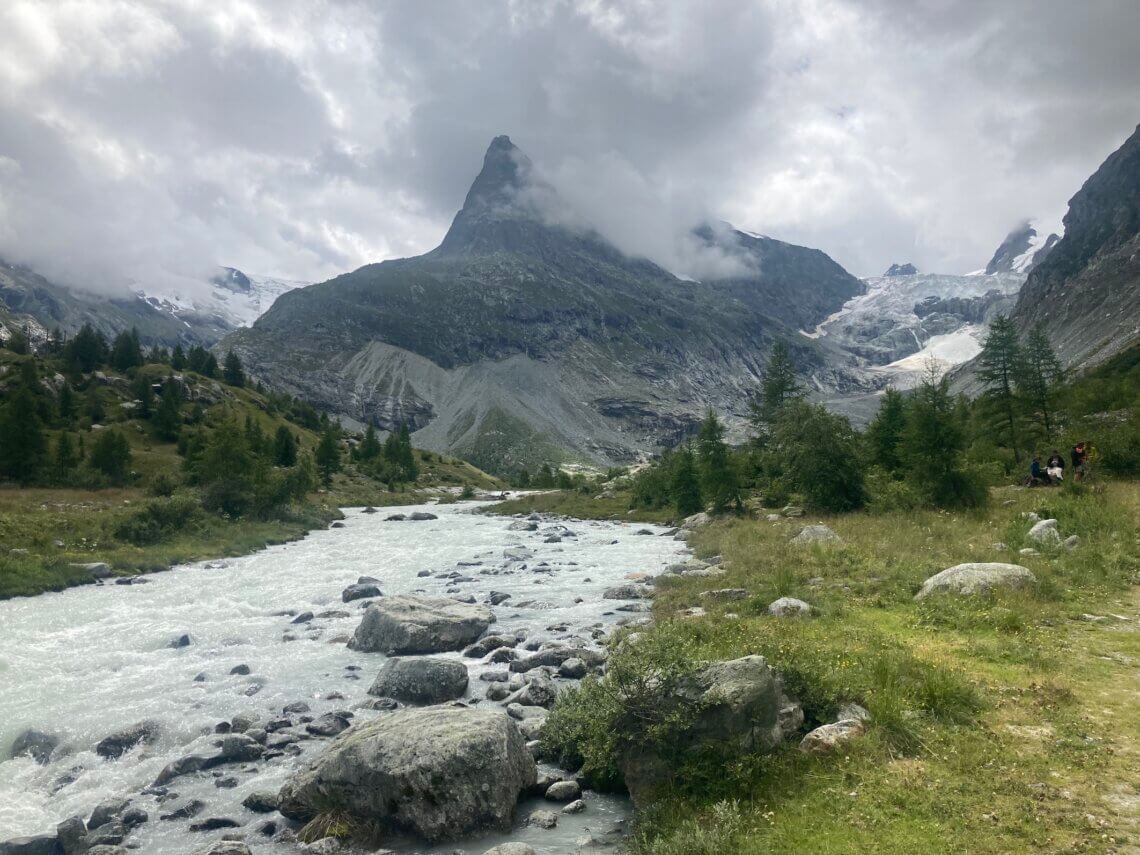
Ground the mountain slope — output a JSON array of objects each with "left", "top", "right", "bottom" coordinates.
[
  {"left": 0, "top": 260, "right": 211, "bottom": 348},
  {"left": 1009, "top": 123, "right": 1140, "bottom": 368},
  {"left": 227, "top": 136, "right": 866, "bottom": 471}
]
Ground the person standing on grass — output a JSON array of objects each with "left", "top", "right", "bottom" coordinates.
[{"left": 1071, "top": 442, "right": 1089, "bottom": 481}]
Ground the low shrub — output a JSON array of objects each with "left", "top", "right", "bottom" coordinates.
[{"left": 114, "top": 495, "right": 205, "bottom": 545}]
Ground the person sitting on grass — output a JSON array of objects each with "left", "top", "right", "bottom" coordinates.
[
  {"left": 1046, "top": 449, "right": 1065, "bottom": 482},
  {"left": 1028, "top": 456, "right": 1051, "bottom": 487}
]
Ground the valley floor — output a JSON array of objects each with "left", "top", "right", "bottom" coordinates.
[{"left": 502, "top": 481, "right": 1140, "bottom": 853}]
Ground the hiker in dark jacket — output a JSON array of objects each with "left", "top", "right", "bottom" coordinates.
[
  {"left": 1029, "top": 456, "right": 1049, "bottom": 486},
  {"left": 1071, "top": 442, "right": 1089, "bottom": 481}
]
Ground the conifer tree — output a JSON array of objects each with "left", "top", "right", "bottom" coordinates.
[
  {"left": 171, "top": 344, "right": 187, "bottom": 370},
  {"left": 273, "top": 425, "right": 298, "bottom": 467},
  {"left": 89, "top": 430, "right": 132, "bottom": 484},
  {"left": 357, "top": 423, "right": 382, "bottom": 460},
  {"left": 774, "top": 401, "right": 866, "bottom": 512},
  {"left": 670, "top": 443, "right": 703, "bottom": 516},
  {"left": 110, "top": 328, "right": 143, "bottom": 371},
  {"left": 902, "top": 360, "right": 985, "bottom": 508},
  {"left": 131, "top": 374, "right": 154, "bottom": 418},
  {"left": 1016, "top": 323, "right": 1064, "bottom": 436},
  {"left": 223, "top": 350, "right": 245, "bottom": 387},
  {"left": 64, "top": 324, "right": 107, "bottom": 373},
  {"left": 977, "top": 315, "right": 1024, "bottom": 461},
  {"left": 750, "top": 340, "right": 803, "bottom": 443},
  {"left": 397, "top": 422, "right": 418, "bottom": 480},
  {"left": 697, "top": 410, "right": 738, "bottom": 513},
  {"left": 315, "top": 427, "right": 341, "bottom": 487},
  {"left": 0, "top": 387, "right": 47, "bottom": 484},
  {"left": 866, "top": 387, "right": 907, "bottom": 473},
  {"left": 86, "top": 387, "right": 105, "bottom": 424},
  {"left": 153, "top": 379, "right": 183, "bottom": 441},
  {"left": 57, "top": 383, "right": 76, "bottom": 425},
  {"left": 53, "top": 432, "right": 79, "bottom": 479}
]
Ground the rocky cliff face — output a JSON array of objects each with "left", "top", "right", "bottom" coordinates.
[
  {"left": 1010, "top": 123, "right": 1140, "bottom": 368},
  {"left": 226, "top": 136, "right": 867, "bottom": 472}
]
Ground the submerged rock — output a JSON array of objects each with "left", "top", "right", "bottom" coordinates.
[
  {"left": 914, "top": 563, "right": 1036, "bottom": 599},
  {"left": 349, "top": 595, "right": 495, "bottom": 654},
  {"left": 341, "top": 582, "right": 382, "bottom": 603},
  {"left": 368, "top": 657, "right": 469, "bottom": 704},
  {"left": 96, "top": 721, "right": 160, "bottom": 760},
  {"left": 278, "top": 706, "right": 536, "bottom": 842},
  {"left": 8, "top": 729, "right": 59, "bottom": 765}
]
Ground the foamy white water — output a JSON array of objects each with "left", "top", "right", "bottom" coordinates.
[{"left": 0, "top": 500, "right": 687, "bottom": 852}]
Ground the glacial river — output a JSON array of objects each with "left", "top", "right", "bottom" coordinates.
[{"left": 0, "top": 500, "right": 688, "bottom": 853}]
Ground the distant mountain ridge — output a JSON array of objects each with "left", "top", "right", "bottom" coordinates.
[
  {"left": 226, "top": 135, "right": 867, "bottom": 471},
  {"left": 985, "top": 221, "right": 1060, "bottom": 275}
]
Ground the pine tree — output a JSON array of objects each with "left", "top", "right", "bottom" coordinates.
[
  {"left": 131, "top": 374, "right": 154, "bottom": 418},
  {"left": 1016, "top": 323, "right": 1064, "bottom": 436},
  {"left": 110, "top": 328, "right": 143, "bottom": 371},
  {"left": 86, "top": 387, "right": 105, "bottom": 425},
  {"left": 866, "top": 387, "right": 907, "bottom": 473},
  {"left": 397, "top": 422, "right": 418, "bottom": 480},
  {"left": 171, "top": 344, "right": 187, "bottom": 370},
  {"left": 977, "top": 315, "right": 1024, "bottom": 462},
  {"left": 196, "top": 421, "right": 256, "bottom": 515},
  {"left": 271, "top": 425, "right": 296, "bottom": 467},
  {"left": 774, "top": 401, "right": 866, "bottom": 512},
  {"left": 0, "top": 387, "right": 48, "bottom": 484},
  {"left": 57, "top": 383, "right": 76, "bottom": 425},
  {"left": 315, "top": 427, "right": 341, "bottom": 487},
  {"left": 64, "top": 324, "right": 108, "bottom": 373},
  {"left": 670, "top": 443, "right": 703, "bottom": 516},
  {"left": 750, "top": 340, "right": 802, "bottom": 443},
  {"left": 53, "top": 432, "right": 79, "bottom": 479},
  {"left": 5, "top": 328, "right": 29, "bottom": 354},
  {"left": 153, "top": 379, "right": 183, "bottom": 441},
  {"left": 901, "top": 360, "right": 985, "bottom": 508},
  {"left": 697, "top": 410, "right": 738, "bottom": 513},
  {"left": 223, "top": 350, "right": 245, "bottom": 387},
  {"left": 357, "top": 424, "right": 382, "bottom": 460},
  {"left": 89, "top": 430, "right": 132, "bottom": 484}
]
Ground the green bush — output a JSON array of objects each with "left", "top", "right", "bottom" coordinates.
[
  {"left": 865, "top": 469, "right": 923, "bottom": 512},
  {"left": 114, "top": 495, "right": 205, "bottom": 545}
]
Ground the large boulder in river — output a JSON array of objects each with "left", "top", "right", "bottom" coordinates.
[
  {"left": 278, "top": 706, "right": 536, "bottom": 842},
  {"left": 0, "top": 836, "right": 61, "bottom": 855},
  {"left": 368, "top": 657, "right": 469, "bottom": 704},
  {"left": 349, "top": 595, "right": 495, "bottom": 654},
  {"left": 617, "top": 655, "right": 800, "bottom": 805},
  {"left": 914, "top": 563, "right": 1036, "bottom": 600}
]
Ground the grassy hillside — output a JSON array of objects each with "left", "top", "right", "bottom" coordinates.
[
  {"left": 540, "top": 480, "right": 1140, "bottom": 852},
  {"left": 0, "top": 340, "right": 500, "bottom": 598}
]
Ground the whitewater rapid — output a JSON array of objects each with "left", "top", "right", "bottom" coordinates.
[{"left": 0, "top": 500, "right": 688, "bottom": 852}]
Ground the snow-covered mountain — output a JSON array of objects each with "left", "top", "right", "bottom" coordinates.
[
  {"left": 983, "top": 221, "right": 1060, "bottom": 275},
  {"left": 138, "top": 267, "right": 310, "bottom": 338}
]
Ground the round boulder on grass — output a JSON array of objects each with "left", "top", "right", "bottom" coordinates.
[
  {"left": 767, "top": 597, "right": 812, "bottom": 617},
  {"left": 790, "top": 525, "right": 842, "bottom": 546},
  {"left": 914, "top": 563, "right": 1036, "bottom": 600}
]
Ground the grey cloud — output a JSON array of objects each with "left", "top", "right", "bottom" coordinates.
[{"left": 0, "top": 0, "right": 1138, "bottom": 298}]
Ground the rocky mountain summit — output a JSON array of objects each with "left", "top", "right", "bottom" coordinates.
[
  {"left": 1009, "top": 123, "right": 1140, "bottom": 368},
  {"left": 985, "top": 221, "right": 1060, "bottom": 275},
  {"left": 225, "top": 136, "right": 866, "bottom": 471},
  {"left": 884, "top": 262, "right": 918, "bottom": 277}
]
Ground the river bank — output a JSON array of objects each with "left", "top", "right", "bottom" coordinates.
[
  {"left": 539, "top": 480, "right": 1140, "bottom": 853},
  {"left": 0, "top": 499, "right": 689, "bottom": 853}
]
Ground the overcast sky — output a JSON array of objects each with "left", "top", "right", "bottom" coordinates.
[{"left": 2, "top": 0, "right": 1139, "bottom": 297}]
